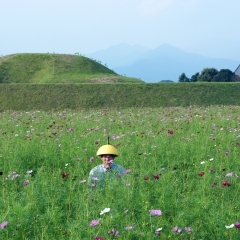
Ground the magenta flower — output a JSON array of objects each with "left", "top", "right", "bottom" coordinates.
[
  {"left": 94, "top": 237, "right": 104, "bottom": 240},
  {"left": 0, "top": 221, "right": 8, "bottom": 229},
  {"left": 150, "top": 209, "right": 162, "bottom": 216},
  {"left": 90, "top": 220, "right": 100, "bottom": 227},
  {"left": 222, "top": 180, "right": 231, "bottom": 186},
  {"left": 225, "top": 150, "right": 229, "bottom": 156},
  {"left": 153, "top": 174, "right": 160, "bottom": 179},
  {"left": 23, "top": 180, "right": 29, "bottom": 185},
  {"left": 235, "top": 222, "right": 240, "bottom": 228},
  {"left": 168, "top": 129, "right": 174, "bottom": 135},
  {"left": 89, "top": 157, "right": 94, "bottom": 163}
]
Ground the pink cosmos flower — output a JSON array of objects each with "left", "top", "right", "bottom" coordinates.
[
  {"left": 0, "top": 221, "right": 8, "bottom": 229},
  {"left": 90, "top": 220, "right": 100, "bottom": 227},
  {"left": 94, "top": 237, "right": 104, "bottom": 240},
  {"left": 172, "top": 226, "right": 178, "bottom": 232},
  {"left": 150, "top": 209, "right": 162, "bottom": 216},
  {"left": 225, "top": 150, "right": 229, "bottom": 156},
  {"left": 23, "top": 180, "right": 29, "bottom": 185},
  {"left": 185, "top": 227, "right": 193, "bottom": 232},
  {"left": 89, "top": 157, "right": 94, "bottom": 163}
]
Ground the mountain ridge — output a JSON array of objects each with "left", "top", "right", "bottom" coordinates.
[{"left": 86, "top": 43, "right": 240, "bottom": 82}]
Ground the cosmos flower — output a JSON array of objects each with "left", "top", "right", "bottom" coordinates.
[
  {"left": 89, "top": 157, "right": 94, "bottom": 163},
  {"left": 225, "top": 150, "right": 230, "bottom": 156},
  {"left": 108, "top": 229, "right": 120, "bottom": 235},
  {"left": 23, "top": 180, "right": 30, "bottom": 185},
  {"left": 80, "top": 180, "right": 86, "bottom": 183},
  {"left": 100, "top": 208, "right": 110, "bottom": 215},
  {"left": 222, "top": 180, "right": 231, "bottom": 186},
  {"left": 0, "top": 221, "right": 8, "bottom": 229},
  {"left": 168, "top": 129, "right": 174, "bottom": 135},
  {"left": 125, "top": 224, "right": 134, "bottom": 230},
  {"left": 62, "top": 173, "right": 69, "bottom": 179},
  {"left": 198, "top": 171, "right": 205, "bottom": 177},
  {"left": 90, "top": 220, "right": 100, "bottom": 227},
  {"left": 94, "top": 237, "right": 104, "bottom": 240},
  {"left": 155, "top": 227, "right": 162, "bottom": 235},
  {"left": 234, "top": 222, "right": 240, "bottom": 228},
  {"left": 123, "top": 169, "right": 131, "bottom": 174},
  {"left": 150, "top": 209, "right": 162, "bottom": 216},
  {"left": 185, "top": 227, "right": 193, "bottom": 232},
  {"left": 144, "top": 176, "right": 149, "bottom": 180},
  {"left": 153, "top": 174, "right": 160, "bottom": 180},
  {"left": 225, "top": 224, "right": 234, "bottom": 229},
  {"left": 225, "top": 172, "right": 233, "bottom": 177}
]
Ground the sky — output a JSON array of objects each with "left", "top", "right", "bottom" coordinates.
[{"left": 1, "top": 0, "right": 240, "bottom": 61}]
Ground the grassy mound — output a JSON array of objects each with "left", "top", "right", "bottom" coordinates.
[{"left": 0, "top": 53, "right": 143, "bottom": 84}]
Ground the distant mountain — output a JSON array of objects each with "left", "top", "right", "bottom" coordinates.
[{"left": 86, "top": 43, "right": 240, "bottom": 82}]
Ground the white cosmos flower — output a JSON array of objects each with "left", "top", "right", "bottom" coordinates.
[
  {"left": 200, "top": 161, "right": 205, "bottom": 164},
  {"left": 156, "top": 227, "right": 162, "bottom": 231},
  {"left": 100, "top": 208, "right": 110, "bottom": 215},
  {"left": 225, "top": 224, "right": 234, "bottom": 229}
]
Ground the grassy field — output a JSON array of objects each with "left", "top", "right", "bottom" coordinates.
[
  {"left": 0, "top": 82, "right": 240, "bottom": 111},
  {"left": 0, "top": 106, "right": 240, "bottom": 239},
  {"left": 0, "top": 53, "right": 143, "bottom": 84}
]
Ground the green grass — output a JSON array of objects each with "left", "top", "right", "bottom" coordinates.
[
  {"left": 0, "top": 82, "right": 240, "bottom": 111},
  {"left": 0, "top": 53, "right": 143, "bottom": 84},
  {"left": 0, "top": 106, "right": 240, "bottom": 239}
]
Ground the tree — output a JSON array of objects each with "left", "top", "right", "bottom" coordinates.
[
  {"left": 190, "top": 72, "right": 199, "bottom": 82},
  {"left": 212, "top": 69, "right": 234, "bottom": 82},
  {"left": 198, "top": 68, "right": 218, "bottom": 82},
  {"left": 178, "top": 73, "right": 189, "bottom": 82}
]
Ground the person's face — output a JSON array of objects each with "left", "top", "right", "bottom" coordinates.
[{"left": 100, "top": 154, "right": 115, "bottom": 168}]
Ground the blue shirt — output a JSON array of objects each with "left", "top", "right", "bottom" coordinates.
[{"left": 88, "top": 163, "right": 125, "bottom": 187}]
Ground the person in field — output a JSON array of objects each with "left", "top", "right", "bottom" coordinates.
[{"left": 88, "top": 144, "right": 125, "bottom": 187}]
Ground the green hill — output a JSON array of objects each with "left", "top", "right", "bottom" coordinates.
[{"left": 0, "top": 53, "right": 144, "bottom": 84}]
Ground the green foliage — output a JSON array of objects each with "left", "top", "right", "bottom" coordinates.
[
  {"left": 0, "top": 53, "right": 143, "bottom": 84},
  {"left": 190, "top": 72, "right": 199, "bottom": 82},
  {"left": 178, "top": 73, "right": 189, "bottom": 82},
  {"left": 197, "top": 68, "right": 218, "bottom": 82},
  {"left": 0, "top": 83, "right": 240, "bottom": 111},
  {"left": 212, "top": 69, "right": 234, "bottom": 82}
]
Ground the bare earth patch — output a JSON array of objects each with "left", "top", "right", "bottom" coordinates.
[{"left": 87, "top": 77, "right": 121, "bottom": 83}]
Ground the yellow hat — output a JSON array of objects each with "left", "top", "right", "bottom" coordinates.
[{"left": 96, "top": 145, "right": 118, "bottom": 156}]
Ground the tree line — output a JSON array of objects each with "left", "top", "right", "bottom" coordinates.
[{"left": 178, "top": 68, "right": 240, "bottom": 82}]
